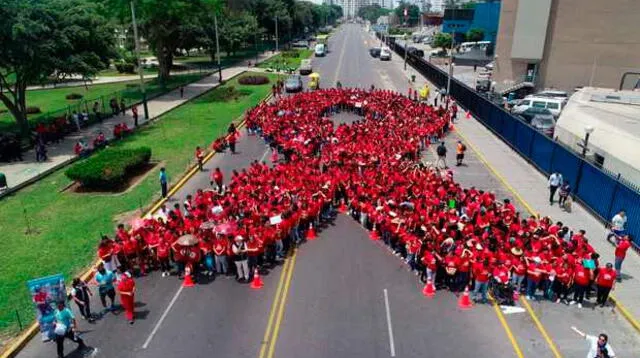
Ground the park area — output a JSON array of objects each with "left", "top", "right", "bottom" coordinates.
[
  {"left": 258, "top": 49, "right": 313, "bottom": 71},
  {"left": 0, "top": 71, "right": 277, "bottom": 340}
]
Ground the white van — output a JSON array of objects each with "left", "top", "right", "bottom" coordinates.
[
  {"left": 512, "top": 96, "right": 567, "bottom": 117},
  {"left": 314, "top": 43, "right": 326, "bottom": 57},
  {"left": 380, "top": 47, "right": 392, "bottom": 61}
]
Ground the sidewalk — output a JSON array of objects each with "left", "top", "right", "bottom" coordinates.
[
  {"left": 0, "top": 51, "right": 277, "bottom": 196},
  {"left": 391, "top": 32, "right": 640, "bottom": 318}
]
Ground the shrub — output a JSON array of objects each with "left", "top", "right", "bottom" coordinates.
[
  {"left": 238, "top": 75, "right": 270, "bottom": 85},
  {"left": 207, "top": 86, "right": 249, "bottom": 102},
  {"left": 66, "top": 93, "right": 84, "bottom": 100},
  {"left": 282, "top": 50, "right": 300, "bottom": 58},
  {"left": 65, "top": 147, "right": 152, "bottom": 189},
  {"left": 115, "top": 62, "right": 136, "bottom": 74},
  {"left": 26, "top": 107, "right": 41, "bottom": 114}
]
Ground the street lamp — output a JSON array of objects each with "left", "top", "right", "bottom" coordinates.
[
  {"left": 582, "top": 125, "right": 595, "bottom": 157},
  {"left": 130, "top": 0, "right": 149, "bottom": 123},
  {"left": 213, "top": 13, "right": 222, "bottom": 82},
  {"left": 446, "top": 62, "right": 455, "bottom": 108}
]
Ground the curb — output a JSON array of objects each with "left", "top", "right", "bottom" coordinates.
[{"left": 0, "top": 76, "right": 273, "bottom": 358}]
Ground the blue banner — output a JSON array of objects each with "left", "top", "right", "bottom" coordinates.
[{"left": 27, "top": 274, "right": 66, "bottom": 341}]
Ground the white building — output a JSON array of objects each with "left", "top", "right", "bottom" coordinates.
[
  {"left": 335, "top": 0, "right": 375, "bottom": 18},
  {"left": 555, "top": 87, "right": 640, "bottom": 186}
]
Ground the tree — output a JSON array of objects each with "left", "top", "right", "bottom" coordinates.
[
  {"left": 394, "top": 2, "right": 421, "bottom": 27},
  {"left": 220, "top": 11, "right": 259, "bottom": 56},
  {"left": 466, "top": 28, "right": 484, "bottom": 42},
  {"left": 357, "top": 4, "right": 390, "bottom": 24},
  {"left": 462, "top": 1, "right": 477, "bottom": 9},
  {"left": 0, "top": 0, "right": 115, "bottom": 137},
  {"left": 432, "top": 33, "right": 453, "bottom": 52}
]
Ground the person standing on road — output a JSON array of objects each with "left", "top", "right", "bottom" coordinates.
[
  {"left": 70, "top": 278, "right": 93, "bottom": 322},
  {"left": 571, "top": 264, "right": 591, "bottom": 308},
  {"left": 159, "top": 167, "right": 168, "bottom": 198},
  {"left": 53, "top": 301, "right": 88, "bottom": 358},
  {"left": 117, "top": 271, "right": 136, "bottom": 324},
  {"left": 232, "top": 236, "right": 249, "bottom": 282},
  {"left": 613, "top": 236, "right": 631, "bottom": 281},
  {"left": 195, "top": 146, "right": 204, "bottom": 171},
  {"left": 94, "top": 263, "right": 117, "bottom": 312},
  {"left": 571, "top": 326, "right": 616, "bottom": 358},
  {"left": 227, "top": 123, "right": 239, "bottom": 154},
  {"left": 210, "top": 167, "right": 224, "bottom": 193},
  {"left": 548, "top": 172, "right": 563, "bottom": 205},
  {"left": 595, "top": 263, "right": 616, "bottom": 307},
  {"left": 606, "top": 210, "right": 627, "bottom": 243},
  {"left": 455, "top": 140, "right": 466, "bottom": 166},
  {"left": 213, "top": 234, "right": 229, "bottom": 277},
  {"left": 436, "top": 142, "right": 447, "bottom": 169}
]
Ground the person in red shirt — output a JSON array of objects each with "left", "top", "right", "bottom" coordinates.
[
  {"left": 213, "top": 235, "right": 229, "bottom": 276},
  {"left": 443, "top": 251, "right": 459, "bottom": 291},
  {"left": 117, "top": 271, "right": 136, "bottom": 325},
  {"left": 195, "top": 146, "right": 204, "bottom": 171},
  {"left": 471, "top": 259, "right": 491, "bottom": 303},
  {"left": 526, "top": 258, "right": 544, "bottom": 300},
  {"left": 552, "top": 261, "right": 572, "bottom": 304},
  {"left": 421, "top": 249, "right": 439, "bottom": 284},
  {"left": 157, "top": 239, "right": 171, "bottom": 277},
  {"left": 571, "top": 264, "right": 592, "bottom": 308},
  {"left": 614, "top": 236, "right": 631, "bottom": 281},
  {"left": 595, "top": 263, "right": 616, "bottom": 307},
  {"left": 210, "top": 168, "right": 224, "bottom": 193}
]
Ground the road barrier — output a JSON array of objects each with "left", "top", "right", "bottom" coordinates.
[{"left": 379, "top": 33, "right": 640, "bottom": 249}]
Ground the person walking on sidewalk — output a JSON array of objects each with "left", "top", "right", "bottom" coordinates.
[
  {"left": 159, "top": 167, "right": 168, "bottom": 198},
  {"left": 132, "top": 104, "right": 139, "bottom": 127},
  {"left": 571, "top": 326, "right": 616, "bottom": 358},
  {"left": 436, "top": 142, "right": 448, "bottom": 169},
  {"left": 195, "top": 146, "right": 204, "bottom": 171},
  {"left": 548, "top": 172, "right": 563, "bottom": 205},
  {"left": 595, "top": 263, "right": 616, "bottom": 307},
  {"left": 180, "top": 86, "right": 185, "bottom": 98},
  {"left": 455, "top": 140, "right": 466, "bottom": 166},
  {"left": 558, "top": 181, "right": 572, "bottom": 211},
  {"left": 613, "top": 236, "right": 631, "bottom": 282},
  {"left": 606, "top": 210, "right": 627, "bottom": 243}
]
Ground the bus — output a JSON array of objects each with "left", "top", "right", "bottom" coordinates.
[
  {"left": 459, "top": 41, "right": 491, "bottom": 53},
  {"left": 316, "top": 34, "right": 329, "bottom": 52}
]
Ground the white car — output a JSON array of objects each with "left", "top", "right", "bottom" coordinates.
[
  {"left": 512, "top": 96, "right": 567, "bottom": 117},
  {"left": 380, "top": 48, "right": 392, "bottom": 61},
  {"left": 314, "top": 44, "right": 326, "bottom": 57}
]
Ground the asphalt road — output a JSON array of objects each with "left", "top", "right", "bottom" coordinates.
[{"left": 19, "top": 24, "right": 639, "bottom": 358}]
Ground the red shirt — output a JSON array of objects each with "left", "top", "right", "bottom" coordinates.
[
  {"left": 596, "top": 268, "right": 616, "bottom": 288},
  {"left": 421, "top": 251, "right": 437, "bottom": 271},
  {"left": 527, "top": 264, "right": 542, "bottom": 282},
  {"left": 574, "top": 267, "right": 591, "bottom": 286},
  {"left": 472, "top": 262, "right": 490, "bottom": 283},
  {"left": 615, "top": 240, "right": 631, "bottom": 259},
  {"left": 493, "top": 266, "right": 509, "bottom": 284},
  {"left": 444, "top": 256, "right": 459, "bottom": 274}
]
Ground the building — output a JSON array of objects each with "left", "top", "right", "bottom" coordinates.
[
  {"left": 428, "top": 0, "right": 446, "bottom": 13},
  {"left": 335, "top": 0, "right": 371, "bottom": 18},
  {"left": 494, "top": 0, "right": 640, "bottom": 93},
  {"left": 442, "top": 1, "right": 501, "bottom": 43},
  {"left": 555, "top": 87, "right": 640, "bottom": 186}
]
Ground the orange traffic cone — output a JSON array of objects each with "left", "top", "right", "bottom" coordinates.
[
  {"left": 338, "top": 200, "right": 348, "bottom": 214},
  {"left": 465, "top": 110, "right": 471, "bottom": 119},
  {"left": 306, "top": 223, "right": 317, "bottom": 240},
  {"left": 250, "top": 268, "right": 264, "bottom": 289},
  {"left": 182, "top": 266, "right": 195, "bottom": 288},
  {"left": 369, "top": 224, "right": 380, "bottom": 241},
  {"left": 422, "top": 278, "right": 436, "bottom": 298},
  {"left": 458, "top": 285, "right": 473, "bottom": 309}
]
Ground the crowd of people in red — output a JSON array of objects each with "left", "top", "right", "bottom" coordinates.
[{"left": 94, "top": 88, "right": 625, "bottom": 313}]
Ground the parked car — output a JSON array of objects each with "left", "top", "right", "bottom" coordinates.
[
  {"left": 299, "top": 59, "right": 312, "bottom": 75},
  {"left": 314, "top": 43, "right": 326, "bottom": 57},
  {"left": 292, "top": 40, "right": 309, "bottom": 49},
  {"left": 512, "top": 95, "right": 567, "bottom": 117},
  {"left": 380, "top": 47, "right": 392, "bottom": 61},
  {"left": 406, "top": 47, "right": 424, "bottom": 58},
  {"left": 516, "top": 107, "right": 554, "bottom": 123},
  {"left": 484, "top": 61, "right": 495, "bottom": 71},
  {"left": 476, "top": 79, "right": 492, "bottom": 93},
  {"left": 369, "top": 47, "right": 381, "bottom": 58},
  {"left": 531, "top": 115, "right": 556, "bottom": 137},
  {"left": 284, "top": 75, "right": 303, "bottom": 93}
]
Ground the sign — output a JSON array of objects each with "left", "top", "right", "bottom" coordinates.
[
  {"left": 270, "top": 215, "right": 283, "bottom": 225},
  {"left": 27, "top": 274, "right": 67, "bottom": 341},
  {"left": 500, "top": 305, "right": 526, "bottom": 315}
]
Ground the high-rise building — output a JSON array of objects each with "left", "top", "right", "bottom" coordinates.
[{"left": 335, "top": 0, "right": 372, "bottom": 18}]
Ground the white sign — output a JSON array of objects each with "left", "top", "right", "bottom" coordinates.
[
  {"left": 270, "top": 215, "right": 283, "bottom": 225},
  {"left": 500, "top": 306, "right": 526, "bottom": 315}
]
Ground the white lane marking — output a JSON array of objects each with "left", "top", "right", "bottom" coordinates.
[
  {"left": 333, "top": 26, "right": 350, "bottom": 86},
  {"left": 501, "top": 305, "right": 526, "bottom": 315},
  {"left": 142, "top": 285, "right": 184, "bottom": 349},
  {"left": 383, "top": 288, "right": 396, "bottom": 357},
  {"left": 260, "top": 147, "right": 270, "bottom": 162}
]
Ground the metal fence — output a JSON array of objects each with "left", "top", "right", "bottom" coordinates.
[{"left": 381, "top": 34, "right": 640, "bottom": 247}]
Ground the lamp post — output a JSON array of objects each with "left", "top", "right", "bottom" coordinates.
[
  {"left": 403, "top": 34, "right": 408, "bottom": 70},
  {"left": 213, "top": 13, "right": 222, "bottom": 82},
  {"left": 582, "top": 125, "right": 595, "bottom": 157},
  {"left": 130, "top": 0, "right": 149, "bottom": 122},
  {"left": 446, "top": 62, "right": 455, "bottom": 108},
  {"left": 275, "top": 15, "right": 279, "bottom": 53}
]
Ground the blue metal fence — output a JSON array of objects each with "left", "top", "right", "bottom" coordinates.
[{"left": 382, "top": 34, "right": 640, "bottom": 247}]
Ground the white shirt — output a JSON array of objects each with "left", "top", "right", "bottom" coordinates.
[
  {"left": 585, "top": 335, "right": 615, "bottom": 358},
  {"left": 548, "top": 173, "right": 563, "bottom": 187}
]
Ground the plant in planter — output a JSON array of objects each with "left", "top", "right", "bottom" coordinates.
[
  {"left": 65, "top": 147, "right": 152, "bottom": 189},
  {"left": 65, "top": 93, "right": 84, "bottom": 100},
  {"left": 238, "top": 75, "right": 270, "bottom": 85}
]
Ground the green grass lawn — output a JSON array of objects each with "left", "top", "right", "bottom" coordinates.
[
  {"left": 0, "top": 72, "right": 277, "bottom": 338},
  {"left": 0, "top": 73, "right": 206, "bottom": 134},
  {"left": 257, "top": 49, "right": 313, "bottom": 71}
]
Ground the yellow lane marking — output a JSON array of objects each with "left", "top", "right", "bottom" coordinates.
[
  {"left": 520, "top": 297, "right": 562, "bottom": 358},
  {"left": 266, "top": 249, "right": 299, "bottom": 358},
  {"left": 489, "top": 295, "right": 525, "bottom": 358},
  {"left": 258, "top": 253, "right": 292, "bottom": 358}
]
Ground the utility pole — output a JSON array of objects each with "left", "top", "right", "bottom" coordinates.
[
  {"left": 130, "top": 0, "right": 149, "bottom": 122},
  {"left": 404, "top": 34, "right": 408, "bottom": 70},
  {"left": 213, "top": 13, "right": 222, "bottom": 82},
  {"left": 275, "top": 15, "right": 279, "bottom": 53}
]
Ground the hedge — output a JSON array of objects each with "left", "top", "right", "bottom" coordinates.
[
  {"left": 65, "top": 147, "right": 152, "bottom": 189},
  {"left": 238, "top": 75, "right": 270, "bottom": 85}
]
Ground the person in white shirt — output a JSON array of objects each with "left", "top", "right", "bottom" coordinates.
[
  {"left": 548, "top": 172, "right": 563, "bottom": 205},
  {"left": 607, "top": 210, "right": 627, "bottom": 242},
  {"left": 571, "top": 326, "right": 616, "bottom": 358}
]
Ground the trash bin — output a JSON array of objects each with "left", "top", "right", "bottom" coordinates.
[
  {"left": 411, "top": 75, "right": 416, "bottom": 83},
  {"left": 0, "top": 172, "right": 7, "bottom": 189}
]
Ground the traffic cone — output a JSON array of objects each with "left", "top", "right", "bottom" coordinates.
[
  {"left": 182, "top": 266, "right": 195, "bottom": 288},
  {"left": 465, "top": 110, "right": 471, "bottom": 119},
  {"left": 250, "top": 268, "right": 264, "bottom": 289},
  {"left": 369, "top": 224, "right": 380, "bottom": 241},
  {"left": 458, "top": 285, "right": 473, "bottom": 309},
  {"left": 338, "top": 200, "right": 348, "bottom": 214},
  {"left": 422, "top": 279, "right": 436, "bottom": 298},
  {"left": 306, "top": 223, "right": 317, "bottom": 240}
]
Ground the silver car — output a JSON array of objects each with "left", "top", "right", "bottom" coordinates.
[{"left": 285, "top": 75, "right": 303, "bottom": 93}]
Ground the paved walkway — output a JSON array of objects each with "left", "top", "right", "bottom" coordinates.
[{"left": 0, "top": 52, "right": 277, "bottom": 194}]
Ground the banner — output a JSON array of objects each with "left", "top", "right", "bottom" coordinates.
[{"left": 27, "top": 274, "right": 66, "bottom": 341}]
